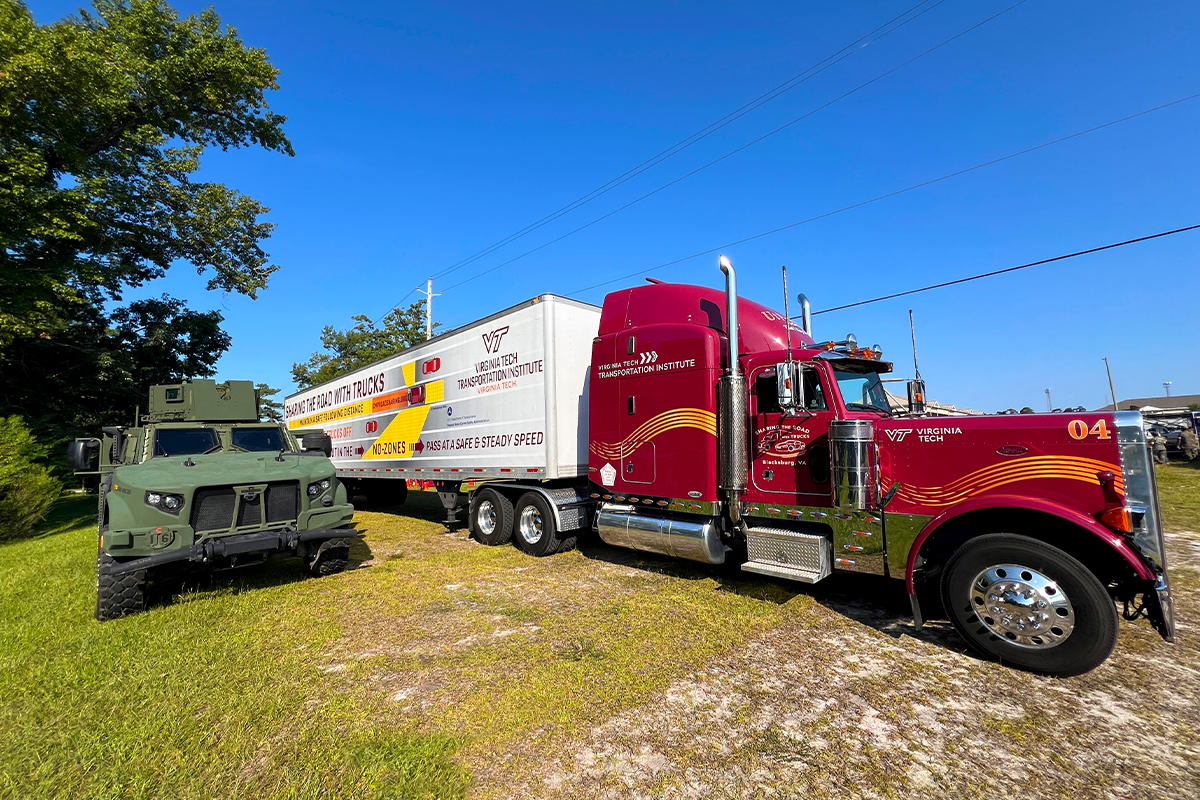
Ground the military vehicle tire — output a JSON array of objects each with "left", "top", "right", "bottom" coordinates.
[
  {"left": 308, "top": 537, "right": 352, "bottom": 577},
  {"left": 941, "top": 533, "right": 1118, "bottom": 677},
  {"left": 95, "top": 550, "right": 146, "bottom": 621},
  {"left": 513, "top": 493, "right": 567, "bottom": 557},
  {"left": 470, "top": 488, "right": 514, "bottom": 546}
]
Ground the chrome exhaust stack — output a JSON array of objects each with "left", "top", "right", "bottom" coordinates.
[
  {"left": 796, "top": 293, "right": 812, "bottom": 338},
  {"left": 718, "top": 256, "right": 747, "bottom": 527}
]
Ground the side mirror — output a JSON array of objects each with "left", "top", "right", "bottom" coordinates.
[
  {"left": 907, "top": 379, "right": 927, "bottom": 416},
  {"left": 775, "top": 362, "right": 806, "bottom": 412},
  {"left": 301, "top": 432, "right": 333, "bottom": 457},
  {"left": 67, "top": 439, "right": 99, "bottom": 473}
]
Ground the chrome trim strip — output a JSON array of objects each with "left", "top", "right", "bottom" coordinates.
[
  {"left": 1114, "top": 411, "right": 1175, "bottom": 641},
  {"left": 743, "top": 500, "right": 887, "bottom": 576}
]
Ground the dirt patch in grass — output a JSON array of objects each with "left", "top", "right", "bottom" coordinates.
[{"left": 487, "top": 534, "right": 1200, "bottom": 800}]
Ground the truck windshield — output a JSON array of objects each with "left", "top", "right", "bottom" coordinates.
[
  {"left": 230, "top": 427, "right": 287, "bottom": 452},
  {"left": 833, "top": 367, "right": 892, "bottom": 413},
  {"left": 154, "top": 428, "right": 220, "bottom": 457}
]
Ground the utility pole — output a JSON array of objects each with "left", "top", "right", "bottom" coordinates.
[
  {"left": 1103, "top": 357, "right": 1118, "bottom": 410},
  {"left": 1163, "top": 381, "right": 1172, "bottom": 398},
  {"left": 1045, "top": 388, "right": 1052, "bottom": 412},
  {"left": 422, "top": 278, "right": 441, "bottom": 341}
]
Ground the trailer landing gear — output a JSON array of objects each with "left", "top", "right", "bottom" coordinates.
[{"left": 435, "top": 481, "right": 465, "bottom": 530}]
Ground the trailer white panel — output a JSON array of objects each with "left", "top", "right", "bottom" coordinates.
[{"left": 284, "top": 295, "right": 600, "bottom": 481}]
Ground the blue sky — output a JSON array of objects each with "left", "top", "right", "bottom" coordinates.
[{"left": 29, "top": 0, "right": 1200, "bottom": 410}]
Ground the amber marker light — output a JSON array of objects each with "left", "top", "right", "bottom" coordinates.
[{"left": 1100, "top": 506, "right": 1132, "bottom": 533}]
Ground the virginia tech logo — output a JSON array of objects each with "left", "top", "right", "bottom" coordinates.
[
  {"left": 482, "top": 326, "right": 510, "bottom": 354},
  {"left": 885, "top": 429, "right": 911, "bottom": 442}
]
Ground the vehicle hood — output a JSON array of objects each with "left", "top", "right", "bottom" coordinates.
[{"left": 113, "top": 451, "right": 334, "bottom": 489}]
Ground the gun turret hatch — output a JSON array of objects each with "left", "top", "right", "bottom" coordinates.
[{"left": 144, "top": 379, "right": 259, "bottom": 423}]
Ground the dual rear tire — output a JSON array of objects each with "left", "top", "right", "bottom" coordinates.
[{"left": 469, "top": 488, "right": 575, "bottom": 556}]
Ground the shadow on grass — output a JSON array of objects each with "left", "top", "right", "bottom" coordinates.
[
  {"left": 32, "top": 492, "right": 96, "bottom": 539},
  {"left": 575, "top": 531, "right": 977, "bottom": 658}
]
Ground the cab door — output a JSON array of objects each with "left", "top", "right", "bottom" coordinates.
[{"left": 750, "top": 364, "right": 834, "bottom": 501}]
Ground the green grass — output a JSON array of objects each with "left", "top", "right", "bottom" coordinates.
[
  {"left": 7, "top": 466, "right": 1197, "bottom": 799},
  {"left": 1157, "top": 459, "right": 1200, "bottom": 532},
  {"left": 0, "top": 492, "right": 796, "bottom": 799}
]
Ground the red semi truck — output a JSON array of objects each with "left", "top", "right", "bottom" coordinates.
[{"left": 286, "top": 257, "right": 1173, "bottom": 676}]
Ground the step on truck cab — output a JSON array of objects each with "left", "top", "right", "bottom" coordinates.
[{"left": 68, "top": 379, "right": 356, "bottom": 620}]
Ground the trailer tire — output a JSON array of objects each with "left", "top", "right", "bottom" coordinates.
[
  {"left": 470, "top": 488, "right": 514, "bottom": 546},
  {"left": 941, "top": 533, "right": 1118, "bottom": 677},
  {"left": 513, "top": 493, "right": 567, "bottom": 557},
  {"left": 95, "top": 549, "right": 146, "bottom": 621}
]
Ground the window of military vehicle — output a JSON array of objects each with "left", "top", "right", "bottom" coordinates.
[
  {"left": 833, "top": 368, "right": 891, "bottom": 413},
  {"left": 231, "top": 427, "right": 286, "bottom": 452},
  {"left": 154, "top": 428, "right": 219, "bottom": 456}
]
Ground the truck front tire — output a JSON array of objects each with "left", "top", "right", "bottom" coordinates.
[
  {"left": 941, "top": 533, "right": 1118, "bottom": 676},
  {"left": 470, "top": 488, "right": 514, "bottom": 546},
  {"left": 95, "top": 549, "right": 146, "bottom": 621}
]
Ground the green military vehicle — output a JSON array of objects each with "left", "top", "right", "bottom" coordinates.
[{"left": 68, "top": 379, "right": 356, "bottom": 621}]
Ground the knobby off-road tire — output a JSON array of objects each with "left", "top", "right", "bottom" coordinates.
[
  {"left": 470, "top": 488, "right": 514, "bottom": 546},
  {"left": 95, "top": 549, "right": 146, "bottom": 622},
  {"left": 941, "top": 533, "right": 1119, "bottom": 677},
  {"left": 512, "top": 493, "right": 574, "bottom": 557},
  {"left": 307, "top": 537, "right": 352, "bottom": 577}
]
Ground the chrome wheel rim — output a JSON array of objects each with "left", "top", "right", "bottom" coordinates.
[
  {"left": 518, "top": 505, "right": 543, "bottom": 544},
  {"left": 970, "top": 563, "right": 1075, "bottom": 648},
  {"left": 476, "top": 500, "right": 497, "bottom": 536}
]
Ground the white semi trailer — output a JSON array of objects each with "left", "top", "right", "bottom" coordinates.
[{"left": 284, "top": 295, "right": 601, "bottom": 549}]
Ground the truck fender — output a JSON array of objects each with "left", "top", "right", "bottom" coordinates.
[{"left": 903, "top": 493, "right": 1155, "bottom": 594}]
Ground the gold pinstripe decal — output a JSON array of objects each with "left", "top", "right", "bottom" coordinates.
[{"left": 590, "top": 408, "right": 717, "bottom": 460}]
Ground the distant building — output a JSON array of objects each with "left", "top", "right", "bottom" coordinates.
[
  {"left": 1097, "top": 394, "right": 1200, "bottom": 412},
  {"left": 884, "top": 391, "right": 983, "bottom": 417}
]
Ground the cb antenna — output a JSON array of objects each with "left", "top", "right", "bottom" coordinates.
[
  {"left": 782, "top": 266, "right": 793, "bottom": 365},
  {"left": 909, "top": 309, "right": 921, "bottom": 381}
]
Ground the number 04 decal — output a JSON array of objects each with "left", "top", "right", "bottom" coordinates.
[{"left": 1068, "top": 419, "right": 1111, "bottom": 440}]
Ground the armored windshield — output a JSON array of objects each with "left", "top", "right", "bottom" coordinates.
[
  {"left": 153, "top": 428, "right": 220, "bottom": 456},
  {"left": 230, "top": 427, "right": 287, "bottom": 452}
]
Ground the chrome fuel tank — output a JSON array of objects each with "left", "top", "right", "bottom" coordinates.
[{"left": 597, "top": 504, "right": 730, "bottom": 565}]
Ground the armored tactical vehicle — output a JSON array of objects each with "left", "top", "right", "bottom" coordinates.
[{"left": 68, "top": 380, "right": 356, "bottom": 621}]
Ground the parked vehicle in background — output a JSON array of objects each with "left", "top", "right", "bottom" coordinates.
[
  {"left": 287, "top": 259, "right": 1173, "bottom": 676},
  {"left": 69, "top": 380, "right": 356, "bottom": 620}
]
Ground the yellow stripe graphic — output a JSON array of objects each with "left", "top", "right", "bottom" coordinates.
[
  {"left": 895, "top": 456, "right": 1122, "bottom": 507},
  {"left": 590, "top": 408, "right": 716, "bottom": 460}
]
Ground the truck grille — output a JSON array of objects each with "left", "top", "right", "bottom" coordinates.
[
  {"left": 266, "top": 482, "right": 299, "bottom": 522},
  {"left": 190, "top": 481, "right": 300, "bottom": 533},
  {"left": 191, "top": 488, "right": 237, "bottom": 533}
]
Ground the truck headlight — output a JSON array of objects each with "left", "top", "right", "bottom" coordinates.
[
  {"left": 145, "top": 491, "right": 184, "bottom": 515},
  {"left": 307, "top": 478, "right": 331, "bottom": 498}
]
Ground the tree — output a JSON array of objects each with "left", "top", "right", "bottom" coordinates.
[
  {"left": 256, "top": 383, "right": 283, "bottom": 422},
  {"left": 0, "top": 415, "right": 61, "bottom": 540},
  {"left": 0, "top": 0, "right": 292, "bottom": 347},
  {"left": 292, "top": 301, "right": 438, "bottom": 388},
  {"left": 0, "top": 0, "right": 290, "bottom": 457},
  {"left": 0, "top": 294, "right": 231, "bottom": 447},
  {"left": 1019, "top": 407, "right": 1035, "bottom": 414}
]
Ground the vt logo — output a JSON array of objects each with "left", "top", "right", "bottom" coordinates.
[
  {"left": 482, "top": 326, "right": 510, "bottom": 354},
  {"left": 885, "top": 429, "right": 911, "bottom": 442}
]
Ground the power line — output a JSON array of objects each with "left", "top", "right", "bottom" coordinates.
[
  {"left": 811, "top": 224, "right": 1200, "bottom": 315},
  {"left": 442, "top": 0, "right": 1030, "bottom": 294},
  {"left": 561, "top": 91, "right": 1200, "bottom": 297},
  {"left": 428, "top": 0, "right": 948, "bottom": 283}
]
